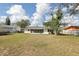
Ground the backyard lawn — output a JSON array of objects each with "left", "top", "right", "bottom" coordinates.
[{"left": 0, "top": 33, "right": 79, "bottom": 56}]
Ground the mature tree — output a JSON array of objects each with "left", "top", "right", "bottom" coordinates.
[
  {"left": 43, "top": 21, "right": 51, "bottom": 27},
  {"left": 51, "top": 8, "right": 63, "bottom": 35},
  {"left": 43, "top": 8, "right": 63, "bottom": 35},
  {"left": 5, "top": 16, "right": 11, "bottom": 25},
  {"left": 16, "top": 19, "right": 30, "bottom": 28}
]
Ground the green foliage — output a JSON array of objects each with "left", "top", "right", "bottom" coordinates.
[
  {"left": 44, "top": 8, "right": 63, "bottom": 35},
  {"left": 16, "top": 19, "right": 30, "bottom": 28},
  {"left": 51, "top": 9, "right": 63, "bottom": 35},
  {"left": 43, "top": 21, "right": 51, "bottom": 27},
  {"left": 5, "top": 17, "right": 11, "bottom": 25}
]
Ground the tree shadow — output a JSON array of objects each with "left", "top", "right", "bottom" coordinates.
[{"left": 0, "top": 33, "right": 13, "bottom": 36}]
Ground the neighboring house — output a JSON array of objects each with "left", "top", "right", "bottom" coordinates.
[
  {"left": 24, "top": 26, "right": 53, "bottom": 34},
  {"left": 24, "top": 25, "right": 79, "bottom": 35},
  {"left": 63, "top": 26, "right": 79, "bottom": 35},
  {"left": 0, "top": 25, "right": 20, "bottom": 34}
]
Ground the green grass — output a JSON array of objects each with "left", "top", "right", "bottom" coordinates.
[{"left": 0, "top": 33, "right": 79, "bottom": 56}]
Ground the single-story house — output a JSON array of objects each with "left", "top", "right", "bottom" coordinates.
[
  {"left": 63, "top": 26, "right": 79, "bottom": 35},
  {"left": 24, "top": 26, "right": 53, "bottom": 34},
  {"left": 0, "top": 25, "right": 20, "bottom": 34},
  {"left": 24, "top": 25, "right": 79, "bottom": 35}
]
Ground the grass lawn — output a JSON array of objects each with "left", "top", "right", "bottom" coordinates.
[{"left": 0, "top": 33, "right": 79, "bottom": 56}]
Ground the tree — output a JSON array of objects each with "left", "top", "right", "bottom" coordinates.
[
  {"left": 43, "top": 21, "right": 51, "bottom": 27},
  {"left": 16, "top": 19, "right": 30, "bottom": 28},
  {"left": 51, "top": 8, "right": 63, "bottom": 35},
  {"left": 5, "top": 16, "right": 11, "bottom": 25},
  {"left": 43, "top": 8, "right": 63, "bottom": 35}
]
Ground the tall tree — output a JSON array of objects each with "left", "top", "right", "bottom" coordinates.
[
  {"left": 43, "top": 21, "right": 51, "bottom": 27},
  {"left": 43, "top": 8, "right": 63, "bottom": 35},
  {"left": 5, "top": 16, "right": 11, "bottom": 25},
  {"left": 51, "top": 8, "right": 63, "bottom": 35},
  {"left": 16, "top": 19, "right": 30, "bottom": 28}
]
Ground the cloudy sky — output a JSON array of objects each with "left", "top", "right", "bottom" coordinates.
[{"left": 0, "top": 3, "right": 79, "bottom": 26}]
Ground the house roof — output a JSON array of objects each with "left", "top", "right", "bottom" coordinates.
[
  {"left": 25, "top": 26, "right": 52, "bottom": 30},
  {"left": 64, "top": 26, "right": 79, "bottom": 30},
  {"left": 26, "top": 26, "right": 45, "bottom": 29}
]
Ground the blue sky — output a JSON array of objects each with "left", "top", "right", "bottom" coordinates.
[
  {"left": 0, "top": 3, "right": 58, "bottom": 16},
  {"left": 0, "top": 3, "right": 79, "bottom": 26},
  {"left": 0, "top": 3, "right": 57, "bottom": 26},
  {"left": 0, "top": 3, "right": 36, "bottom": 16}
]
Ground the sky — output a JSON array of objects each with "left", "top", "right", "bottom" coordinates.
[
  {"left": 0, "top": 3, "right": 36, "bottom": 16},
  {"left": 0, "top": 3, "right": 79, "bottom": 26}
]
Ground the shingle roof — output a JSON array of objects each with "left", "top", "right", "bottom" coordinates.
[
  {"left": 64, "top": 26, "right": 79, "bottom": 30},
  {"left": 25, "top": 26, "right": 52, "bottom": 30},
  {"left": 26, "top": 26, "right": 45, "bottom": 29}
]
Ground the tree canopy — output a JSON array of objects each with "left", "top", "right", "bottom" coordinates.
[
  {"left": 44, "top": 8, "right": 63, "bottom": 35},
  {"left": 16, "top": 19, "right": 30, "bottom": 28},
  {"left": 5, "top": 16, "right": 11, "bottom": 25}
]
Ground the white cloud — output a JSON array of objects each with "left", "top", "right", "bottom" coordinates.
[
  {"left": 75, "top": 6, "right": 79, "bottom": 10},
  {"left": 62, "top": 7, "right": 68, "bottom": 13},
  {"left": 0, "top": 16, "right": 7, "bottom": 23},
  {"left": 69, "top": 5, "right": 74, "bottom": 10},
  {"left": 61, "top": 14, "right": 79, "bottom": 26},
  {"left": 60, "top": 4, "right": 79, "bottom": 26},
  {"left": 9, "top": 15, "right": 30, "bottom": 23},
  {"left": 45, "top": 15, "right": 52, "bottom": 22},
  {"left": 6, "top": 4, "right": 29, "bottom": 23},
  {"left": 36, "top": 3, "right": 51, "bottom": 15},
  {"left": 0, "top": 15, "right": 30, "bottom": 24},
  {"left": 30, "top": 3, "right": 51, "bottom": 27},
  {"left": 5, "top": 4, "right": 79, "bottom": 26},
  {"left": 7, "top": 5, "right": 25, "bottom": 15},
  {"left": 53, "top": 7, "right": 58, "bottom": 13}
]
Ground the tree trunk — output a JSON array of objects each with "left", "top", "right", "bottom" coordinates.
[{"left": 54, "top": 30, "right": 58, "bottom": 35}]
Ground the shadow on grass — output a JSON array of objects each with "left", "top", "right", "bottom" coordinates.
[
  {"left": 59, "top": 34, "right": 79, "bottom": 37},
  {"left": 51, "top": 33, "right": 79, "bottom": 37},
  {"left": 0, "top": 33, "right": 13, "bottom": 36}
]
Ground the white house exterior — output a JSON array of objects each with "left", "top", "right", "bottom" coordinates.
[
  {"left": 24, "top": 26, "right": 53, "bottom": 34},
  {"left": 0, "top": 25, "right": 20, "bottom": 34},
  {"left": 63, "top": 26, "right": 79, "bottom": 35}
]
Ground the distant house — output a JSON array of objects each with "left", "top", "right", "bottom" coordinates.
[
  {"left": 24, "top": 26, "right": 53, "bottom": 34},
  {"left": 63, "top": 26, "right": 79, "bottom": 35},
  {"left": 0, "top": 25, "right": 20, "bottom": 34}
]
